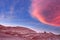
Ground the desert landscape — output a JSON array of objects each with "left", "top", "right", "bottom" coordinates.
[{"left": 0, "top": 25, "right": 60, "bottom": 40}]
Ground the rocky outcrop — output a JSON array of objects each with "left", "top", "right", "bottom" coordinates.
[
  {"left": 0, "top": 25, "right": 60, "bottom": 40},
  {"left": 0, "top": 25, "right": 36, "bottom": 34}
]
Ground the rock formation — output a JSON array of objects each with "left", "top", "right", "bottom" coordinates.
[{"left": 0, "top": 25, "right": 60, "bottom": 40}]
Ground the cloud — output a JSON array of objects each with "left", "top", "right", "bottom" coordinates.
[
  {"left": 0, "top": 13, "right": 5, "bottom": 20},
  {"left": 29, "top": 0, "right": 47, "bottom": 24},
  {"left": 29, "top": 0, "right": 60, "bottom": 26},
  {"left": 0, "top": 0, "right": 18, "bottom": 20},
  {"left": 0, "top": 6, "right": 14, "bottom": 20}
]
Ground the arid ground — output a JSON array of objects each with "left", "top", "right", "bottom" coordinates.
[{"left": 0, "top": 25, "right": 60, "bottom": 40}]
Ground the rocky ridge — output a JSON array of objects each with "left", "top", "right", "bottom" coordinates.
[{"left": 0, "top": 25, "right": 60, "bottom": 40}]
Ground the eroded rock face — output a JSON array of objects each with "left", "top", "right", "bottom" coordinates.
[
  {"left": 0, "top": 25, "right": 60, "bottom": 40},
  {"left": 32, "top": 33, "right": 60, "bottom": 40},
  {"left": 0, "top": 25, "right": 36, "bottom": 34},
  {"left": 0, "top": 33, "right": 31, "bottom": 40},
  {"left": 0, "top": 25, "right": 36, "bottom": 40}
]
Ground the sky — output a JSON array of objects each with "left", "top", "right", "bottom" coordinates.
[{"left": 0, "top": 0, "right": 60, "bottom": 34}]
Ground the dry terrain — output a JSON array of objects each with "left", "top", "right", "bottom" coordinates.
[{"left": 0, "top": 25, "right": 60, "bottom": 40}]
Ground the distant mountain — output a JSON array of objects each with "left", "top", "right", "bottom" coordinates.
[{"left": 0, "top": 24, "right": 60, "bottom": 40}]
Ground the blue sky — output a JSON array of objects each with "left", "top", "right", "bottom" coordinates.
[{"left": 0, "top": 0, "right": 60, "bottom": 34}]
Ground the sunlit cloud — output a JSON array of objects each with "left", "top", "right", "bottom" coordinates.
[
  {"left": 29, "top": 0, "right": 46, "bottom": 24},
  {"left": 29, "top": 0, "right": 60, "bottom": 26}
]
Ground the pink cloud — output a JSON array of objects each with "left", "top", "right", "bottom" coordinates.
[
  {"left": 30, "top": 0, "right": 60, "bottom": 26},
  {"left": 29, "top": 0, "right": 47, "bottom": 24}
]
